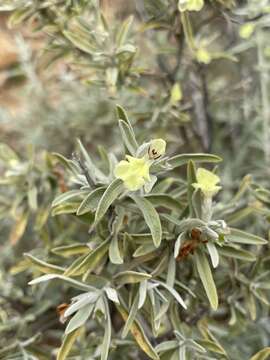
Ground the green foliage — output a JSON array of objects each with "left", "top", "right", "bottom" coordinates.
[{"left": 0, "top": 0, "right": 270, "bottom": 359}]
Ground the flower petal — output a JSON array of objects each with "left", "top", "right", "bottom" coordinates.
[{"left": 114, "top": 160, "right": 130, "bottom": 180}]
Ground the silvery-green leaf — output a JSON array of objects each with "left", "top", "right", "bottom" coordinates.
[
  {"left": 152, "top": 178, "right": 174, "bottom": 193},
  {"left": 166, "top": 254, "right": 176, "bottom": 288},
  {"left": 108, "top": 153, "right": 118, "bottom": 179},
  {"left": 64, "top": 238, "right": 110, "bottom": 276},
  {"left": 154, "top": 281, "right": 186, "bottom": 309},
  {"left": 114, "top": 271, "right": 152, "bottom": 285},
  {"left": 194, "top": 249, "right": 218, "bottom": 310},
  {"left": 206, "top": 242, "right": 219, "bottom": 268},
  {"left": 77, "top": 187, "right": 106, "bottom": 215},
  {"left": 28, "top": 274, "right": 95, "bottom": 292},
  {"left": 77, "top": 139, "right": 107, "bottom": 183},
  {"left": 27, "top": 186, "right": 38, "bottom": 211},
  {"left": 8, "top": 7, "right": 34, "bottom": 27},
  {"left": 24, "top": 253, "right": 64, "bottom": 274},
  {"left": 138, "top": 280, "right": 148, "bottom": 309},
  {"left": 116, "top": 16, "right": 134, "bottom": 46},
  {"left": 51, "top": 244, "right": 90, "bottom": 258},
  {"left": 63, "top": 30, "right": 97, "bottom": 54},
  {"left": 250, "top": 347, "right": 270, "bottom": 360},
  {"left": 144, "top": 175, "right": 157, "bottom": 193},
  {"left": 133, "top": 243, "right": 157, "bottom": 257},
  {"left": 130, "top": 195, "right": 162, "bottom": 248},
  {"left": 144, "top": 193, "right": 182, "bottom": 212},
  {"left": 51, "top": 152, "right": 80, "bottom": 175},
  {"left": 187, "top": 161, "right": 197, "bottom": 217},
  {"left": 155, "top": 340, "right": 179, "bottom": 353},
  {"left": 104, "top": 287, "right": 120, "bottom": 304},
  {"left": 109, "top": 234, "right": 123, "bottom": 264},
  {"left": 116, "top": 304, "right": 159, "bottom": 360},
  {"left": 119, "top": 120, "right": 138, "bottom": 156},
  {"left": 65, "top": 303, "right": 95, "bottom": 334},
  {"left": 116, "top": 44, "right": 136, "bottom": 54},
  {"left": 57, "top": 327, "right": 82, "bottom": 360},
  {"left": 122, "top": 294, "right": 139, "bottom": 338},
  {"left": 101, "top": 298, "right": 112, "bottom": 360},
  {"left": 179, "top": 346, "right": 186, "bottom": 360},
  {"left": 136, "top": 141, "right": 151, "bottom": 158},
  {"left": 63, "top": 252, "right": 90, "bottom": 276},
  {"left": 218, "top": 245, "right": 256, "bottom": 262},
  {"left": 174, "top": 233, "right": 185, "bottom": 258},
  {"left": 9, "top": 211, "right": 29, "bottom": 245},
  {"left": 52, "top": 189, "right": 89, "bottom": 208},
  {"left": 197, "top": 339, "right": 226, "bottom": 355},
  {"left": 51, "top": 202, "right": 81, "bottom": 216},
  {"left": 185, "top": 339, "right": 206, "bottom": 353},
  {"left": 116, "top": 105, "right": 134, "bottom": 132},
  {"left": 65, "top": 292, "right": 99, "bottom": 317},
  {"left": 167, "top": 153, "right": 222, "bottom": 169},
  {"left": 95, "top": 179, "right": 124, "bottom": 225},
  {"left": 226, "top": 228, "right": 267, "bottom": 245}
]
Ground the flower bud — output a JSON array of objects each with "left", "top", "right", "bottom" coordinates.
[{"left": 148, "top": 139, "right": 166, "bottom": 160}]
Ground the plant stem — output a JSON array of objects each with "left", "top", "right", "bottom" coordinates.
[{"left": 257, "top": 29, "right": 270, "bottom": 165}]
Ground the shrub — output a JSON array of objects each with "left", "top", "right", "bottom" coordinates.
[{"left": 0, "top": 1, "right": 270, "bottom": 359}]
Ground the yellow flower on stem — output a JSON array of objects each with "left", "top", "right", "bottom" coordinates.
[
  {"left": 114, "top": 155, "right": 151, "bottom": 191},
  {"left": 196, "top": 48, "right": 212, "bottom": 64},
  {"left": 192, "top": 168, "right": 221, "bottom": 198},
  {"left": 239, "top": 23, "right": 255, "bottom": 39},
  {"left": 178, "top": 0, "right": 204, "bottom": 12}
]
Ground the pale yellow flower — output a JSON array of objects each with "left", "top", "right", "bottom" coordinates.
[
  {"left": 114, "top": 155, "right": 151, "bottom": 191},
  {"left": 239, "top": 23, "right": 255, "bottom": 39},
  {"left": 192, "top": 168, "right": 221, "bottom": 197},
  {"left": 148, "top": 139, "right": 166, "bottom": 160},
  {"left": 196, "top": 48, "right": 211, "bottom": 64},
  {"left": 178, "top": 0, "right": 204, "bottom": 12},
  {"left": 170, "top": 83, "right": 182, "bottom": 104}
]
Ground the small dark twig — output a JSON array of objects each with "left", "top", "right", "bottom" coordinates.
[{"left": 72, "top": 152, "right": 95, "bottom": 188}]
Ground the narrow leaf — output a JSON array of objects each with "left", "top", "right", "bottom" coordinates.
[
  {"left": 65, "top": 239, "right": 110, "bottom": 276},
  {"left": 114, "top": 271, "right": 151, "bottom": 286},
  {"left": 168, "top": 154, "right": 222, "bottom": 169},
  {"left": 116, "top": 104, "right": 134, "bottom": 129},
  {"left": 24, "top": 253, "right": 64, "bottom": 274},
  {"left": 187, "top": 161, "right": 197, "bottom": 217},
  {"left": 206, "top": 243, "right": 219, "bottom": 268},
  {"left": 154, "top": 281, "right": 186, "bottom": 309},
  {"left": 57, "top": 327, "right": 82, "bottom": 360},
  {"left": 95, "top": 179, "right": 124, "bottom": 225},
  {"left": 116, "top": 305, "right": 159, "bottom": 360},
  {"left": 226, "top": 228, "right": 267, "bottom": 245},
  {"left": 109, "top": 235, "right": 123, "bottom": 264},
  {"left": 28, "top": 274, "right": 95, "bottom": 292},
  {"left": 194, "top": 249, "right": 218, "bottom": 310},
  {"left": 219, "top": 245, "right": 256, "bottom": 262},
  {"left": 65, "top": 304, "right": 94, "bottom": 334},
  {"left": 122, "top": 294, "right": 139, "bottom": 338},
  {"left": 51, "top": 244, "right": 90, "bottom": 258},
  {"left": 119, "top": 120, "right": 138, "bottom": 156},
  {"left": 101, "top": 298, "right": 112, "bottom": 360},
  {"left": 138, "top": 280, "right": 148, "bottom": 309},
  {"left": 77, "top": 187, "right": 106, "bottom": 215},
  {"left": 52, "top": 190, "right": 88, "bottom": 208},
  {"left": 105, "top": 287, "right": 120, "bottom": 304},
  {"left": 130, "top": 195, "right": 162, "bottom": 247},
  {"left": 250, "top": 347, "right": 270, "bottom": 360}
]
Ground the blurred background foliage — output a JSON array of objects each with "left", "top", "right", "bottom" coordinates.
[{"left": 0, "top": 0, "right": 270, "bottom": 359}]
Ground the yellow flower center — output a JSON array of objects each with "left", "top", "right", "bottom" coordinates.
[{"left": 114, "top": 155, "right": 151, "bottom": 191}]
